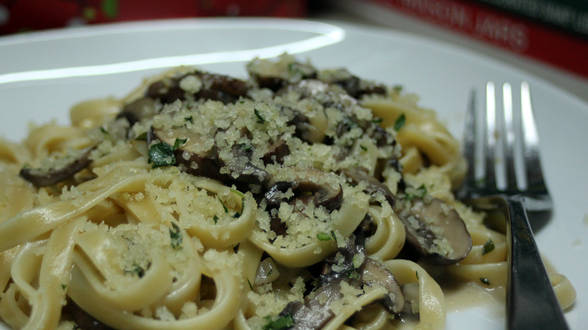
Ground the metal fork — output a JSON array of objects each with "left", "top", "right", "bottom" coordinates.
[{"left": 460, "top": 82, "right": 568, "bottom": 330}]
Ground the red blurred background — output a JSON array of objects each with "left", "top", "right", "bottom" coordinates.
[{"left": 0, "top": 0, "right": 307, "bottom": 35}]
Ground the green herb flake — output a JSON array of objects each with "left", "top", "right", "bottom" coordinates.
[
  {"left": 61, "top": 284, "right": 67, "bottom": 290},
  {"left": 348, "top": 271, "right": 360, "bottom": 280},
  {"left": 406, "top": 184, "right": 427, "bottom": 201},
  {"left": 125, "top": 263, "right": 145, "bottom": 278},
  {"left": 233, "top": 198, "right": 245, "bottom": 218},
  {"left": 263, "top": 314, "right": 295, "bottom": 330},
  {"left": 394, "top": 114, "right": 406, "bottom": 131},
  {"left": 99, "top": 126, "right": 109, "bottom": 135},
  {"left": 480, "top": 277, "right": 490, "bottom": 285},
  {"left": 184, "top": 116, "right": 193, "bottom": 123},
  {"left": 173, "top": 138, "right": 188, "bottom": 150},
  {"left": 415, "top": 271, "right": 419, "bottom": 280},
  {"left": 317, "top": 232, "right": 331, "bottom": 241},
  {"left": 213, "top": 215, "right": 219, "bottom": 224},
  {"left": 135, "top": 132, "right": 148, "bottom": 141},
  {"left": 254, "top": 108, "right": 266, "bottom": 124},
  {"left": 148, "top": 142, "right": 176, "bottom": 168},
  {"left": 169, "top": 222, "right": 183, "bottom": 250},
  {"left": 360, "top": 145, "right": 368, "bottom": 151},
  {"left": 482, "top": 239, "right": 495, "bottom": 255},
  {"left": 372, "top": 117, "right": 383, "bottom": 124},
  {"left": 330, "top": 230, "right": 337, "bottom": 242},
  {"left": 247, "top": 279, "right": 254, "bottom": 290}
]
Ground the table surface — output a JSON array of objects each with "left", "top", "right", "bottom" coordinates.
[{"left": 314, "top": 7, "right": 588, "bottom": 105}]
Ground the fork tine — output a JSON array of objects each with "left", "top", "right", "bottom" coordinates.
[
  {"left": 502, "top": 83, "right": 518, "bottom": 191},
  {"left": 462, "top": 90, "right": 477, "bottom": 191},
  {"left": 520, "top": 82, "right": 548, "bottom": 192},
  {"left": 484, "top": 82, "right": 497, "bottom": 188}
]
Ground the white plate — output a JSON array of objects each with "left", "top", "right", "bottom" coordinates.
[{"left": 0, "top": 18, "right": 586, "bottom": 330}]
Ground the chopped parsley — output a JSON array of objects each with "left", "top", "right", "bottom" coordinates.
[
  {"left": 219, "top": 198, "right": 228, "bottom": 213},
  {"left": 415, "top": 271, "right": 419, "bottom": 280},
  {"left": 173, "top": 138, "right": 187, "bottom": 150},
  {"left": 482, "top": 239, "right": 495, "bottom": 255},
  {"left": 359, "top": 144, "right": 368, "bottom": 151},
  {"left": 61, "top": 284, "right": 67, "bottom": 290},
  {"left": 394, "top": 114, "right": 406, "bottom": 131},
  {"left": 405, "top": 184, "right": 427, "bottom": 200},
  {"left": 135, "top": 132, "right": 148, "bottom": 141},
  {"left": 263, "top": 314, "right": 294, "bottom": 330},
  {"left": 372, "top": 117, "right": 383, "bottom": 124},
  {"left": 169, "top": 222, "right": 183, "bottom": 250},
  {"left": 125, "top": 263, "right": 146, "bottom": 278},
  {"left": 184, "top": 116, "right": 193, "bottom": 123},
  {"left": 148, "top": 142, "right": 176, "bottom": 168},
  {"left": 254, "top": 108, "right": 266, "bottom": 124},
  {"left": 348, "top": 271, "right": 360, "bottom": 280},
  {"left": 480, "top": 277, "right": 490, "bottom": 285},
  {"left": 317, "top": 232, "right": 331, "bottom": 241},
  {"left": 213, "top": 215, "right": 219, "bottom": 224},
  {"left": 247, "top": 279, "right": 254, "bottom": 290},
  {"left": 233, "top": 198, "right": 245, "bottom": 218},
  {"left": 99, "top": 126, "right": 109, "bottom": 135}
]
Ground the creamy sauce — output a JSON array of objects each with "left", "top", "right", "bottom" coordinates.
[{"left": 444, "top": 282, "right": 505, "bottom": 313}]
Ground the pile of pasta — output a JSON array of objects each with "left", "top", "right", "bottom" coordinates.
[{"left": 0, "top": 55, "right": 575, "bottom": 330}]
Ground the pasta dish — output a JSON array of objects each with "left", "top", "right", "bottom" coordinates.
[{"left": 0, "top": 55, "right": 575, "bottom": 329}]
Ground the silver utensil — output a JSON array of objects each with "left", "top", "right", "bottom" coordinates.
[{"left": 459, "top": 82, "right": 568, "bottom": 330}]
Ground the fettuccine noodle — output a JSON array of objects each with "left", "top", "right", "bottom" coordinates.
[{"left": 0, "top": 54, "right": 575, "bottom": 330}]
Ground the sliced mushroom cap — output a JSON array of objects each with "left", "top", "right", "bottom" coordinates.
[
  {"left": 117, "top": 97, "right": 158, "bottom": 125},
  {"left": 247, "top": 56, "right": 317, "bottom": 91},
  {"left": 262, "top": 140, "right": 290, "bottom": 165},
  {"left": 396, "top": 198, "right": 472, "bottom": 264},
  {"left": 360, "top": 258, "right": 405, "bottom": 314},
  {"left": 265, "top": 168, "right": 343, "bottom": 212},
  {"left": 254, "top": 257, "right": 281, "bottom": 286},
  {"left": 317, "top": 68, "right": 387, "bottom": 99},
  {"left": 19, "top": 147, "right": 94, "bottom": 187},
  {"left": 146, "top": 71, "right": 250, "bottom": 105},
  {"left": 341, "top": 168, "right": 394, "bottom": 207},
  {"left": 153, "top": 127, "right": 269, "bottom": 186}
]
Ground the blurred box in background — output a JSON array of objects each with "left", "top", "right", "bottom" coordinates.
[
  {"left": 336, "top": 0, "right": 588, "bottom": 78},
  {"left": 0, "top": 0, "right": 307, "bottom": 35}
]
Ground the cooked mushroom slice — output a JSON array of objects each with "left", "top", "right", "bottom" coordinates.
[
  {"left": 264, "top": 168, "right": 343, "bottom": 212},
  {"left": 401, "top": 282, "right": 420, "bottom": 315},
  {"left": 254, "top": 257, "right": 281, "bottom": 286},
  {"left": 262, "top": 140, "right": 290, "bottom": 165},
  {"left": 247, "top": 56, "right": 317, "bottom": 91},
  {"left": 226, "top": 143, "right": 270, "bottom": 186},
  {"left": 396, "top": 198, "right": 472, "bottom": 264},
  {"left": 117, "top": 97, "right": 158, "bottom": 125},
  {"left": 279, "top": 106, "right": 325, "bottom": 144},
  {"left": 146, "top": 71, "right": 250, "bottom": 105},
  {"left": 153, "top": 128, "right": 269, "bottom": 186},
  {"left": 360, "top": 258, "right": 405, "bottom": 314},
  {"left": 317, "top": 68, "right": 387, "bottom": 99},
  {"left": 194, "top": 72, "right": 250, "bottom": 104},
  {"left": 341, "top": 168, "right": 394, "bottom": 207},
  {"left": 278, "top": 282, "right": 339, "bottom": 330},
  {"left": 19, "top": 147, "right": 94, "bottom": 187}
]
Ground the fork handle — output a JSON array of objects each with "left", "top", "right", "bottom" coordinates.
[{"left": 506, "top": 197, "right": 568, "bottom": 330}]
